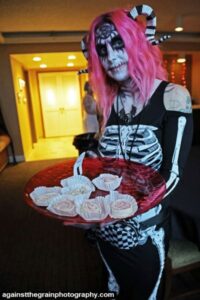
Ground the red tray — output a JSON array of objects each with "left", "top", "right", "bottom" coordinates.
[{"left": 24, "top": 157, "right": 166, "bottom": 224}]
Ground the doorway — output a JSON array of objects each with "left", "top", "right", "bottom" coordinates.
[
  {"left": 28, "top": 70, "right": 84, "bottom": 160},
  {"left": 38, "top": 71, "right": 83, "bottom": 137},
  {"left": 10, "top": 52, "right": 87, "bottom": 161}
]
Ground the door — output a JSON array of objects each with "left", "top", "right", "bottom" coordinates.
[{"left": 38, "top": 72, "right": 83, "bottom": 137}]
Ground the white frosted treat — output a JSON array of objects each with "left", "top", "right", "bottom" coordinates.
[
  {"left": 60, "top": 175, "right": 95, "bottom": 191},
  {"left": 47, "top": 195, "right": 77, "bottom": 217},
  {"left": 30, "top": 186, "right": 61, "bottom": 206},
  {"left": 111, "top": 199, "right": 134, "bottom": 218},
  {"left": 61, "top": 182, "right": 94, "bottom": 202},
  {"left": 78, "top": 197, "right": 109, "bottom": 221},
  {"left": 106, "top": 192, "right": 138, "bottom": 219},
  {"left": 92, "top": 173, "right": 122, "bottom": 191}
]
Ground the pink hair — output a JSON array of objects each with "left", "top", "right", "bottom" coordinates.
[{"left": 87, "top": 9, "right": 168, "bottom": 126}]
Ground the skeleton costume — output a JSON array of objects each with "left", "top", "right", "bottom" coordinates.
[
  {"left": 80, "top": 4, "right": 193, "bottom": 300},
  {"left": 96, "top": 80, "right": 193, "bottom": 299}
]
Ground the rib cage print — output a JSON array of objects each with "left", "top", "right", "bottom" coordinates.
[{"left": 99, "top": 125, "right": 163, "bottom": 170}]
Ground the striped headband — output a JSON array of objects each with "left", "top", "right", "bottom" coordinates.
[{"left": 78, "top": 4, "right": 171, "bottom": 74}]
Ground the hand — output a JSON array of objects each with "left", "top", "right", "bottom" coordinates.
[
  {"left": 85, "top": 150, "right": 98, "bottom": 158},
  {"left": 63, "top": 221, "right": 97, "bottom": 230}
]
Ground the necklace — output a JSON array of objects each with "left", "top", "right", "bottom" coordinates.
[
  {"left": 116, "top": 94, "right": 142, "bottom": 161},
  {"left": 118, "top": 94, "right": 137, "bottom": 124}
]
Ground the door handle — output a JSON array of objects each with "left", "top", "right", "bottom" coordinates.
[{"left": 59, "top": 107, "right": 65, "bottom": 113}]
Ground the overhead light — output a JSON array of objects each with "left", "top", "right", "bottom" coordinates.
[
  {"left": 175, "top": 16, "right": 184, "bottom": 32},
  {"left": 177, "top": 54, "right": 186, "bottom": 63},
  {"left": 175, "top": 26, "right": 183, "bottom": 32},
  {"left": 68, "top": 55, "right": 76, "bottom": 60},
  {"left": 67, "top": 62, "right": 74, "bottom": 67},
  {"left": 33, "top": 56, "right": 41, "bottom": 61},
  {"left": 40, "top": 64, "right": 47, "bottom": 68},
  {"left": 177, "top": 57, "right": 186, "bottom": 63}
]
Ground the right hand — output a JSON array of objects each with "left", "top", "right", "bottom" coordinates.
[
  {"left": 63, "top": 221, "right": 97, "bottom": 230},
  {"left": 85, "top": 150, "right": 98, "bottom": 158}
]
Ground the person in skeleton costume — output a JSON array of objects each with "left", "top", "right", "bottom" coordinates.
[{"left": 80, "top": 4, "right": 193, "bottom": 300}]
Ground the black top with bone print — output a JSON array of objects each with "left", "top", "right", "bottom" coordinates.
[{"left": 98, "top": 81, "right": 193, "bottom": 198}]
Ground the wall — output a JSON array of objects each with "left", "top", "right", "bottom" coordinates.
[
  {"left": 11, "top": 57, "right": 33, "bottom": 159},
  {"left": 28, "top": 70, "right": 44, "bottom": 141},
  {"left": 192, "top": 53, "right": 200, "bottom": 104}
]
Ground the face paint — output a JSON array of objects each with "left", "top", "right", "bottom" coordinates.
[{"left": 95, "top": 22, "right": 129, "bottom": 82}]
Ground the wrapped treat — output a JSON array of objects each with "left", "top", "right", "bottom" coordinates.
[
  {"left": 47, "top": 195, "right": 77, "bottom": 217},
  {"left": 61, "top": 182, "right": 94, "bottom": 202},
  {"left": 60, "top": 175, "right": 94, "bottom": 191},
  {"left": 92, "top": 173, "right": 122, "bottom": 191},
  {"left": 78, "top": 196, "right": 109, "bottom": 221},
  {"left": 106, "top": 191, "right": 138, "bottom": 219},
  {"left": 30, "top": 186, "right": 61, "bottom": 207}
]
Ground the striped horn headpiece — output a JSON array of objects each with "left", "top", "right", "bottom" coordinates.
[
  {"left": 78, "top": 34, "right": 89, "bottom": 75},
  {"left": 79, "top": 3, "right": 171, "bottom": 71},
  {"left": 129, "top": 4, "right": 171, "bottom": 45}
]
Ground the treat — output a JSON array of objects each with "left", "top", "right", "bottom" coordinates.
[
  {"left": 30, "top": 186, "right": 61, "bottom": 206},
  {"left": 92, "top": 173, "right": 122, "bottom": 191},
  {"left": 111, "top": 199, "right": 134, "bottom": 218},
  {"left": 47, "top": 195, "right": 77, "bottom": 217},
  {"left": 60, "top": 175, "right": 95, "bottom": 191},
  {"left": 61, "top": 182, "right": 94, "bottom": 201},
  {"left": 106, "top": 192, "right": 138, "bottom": 219},
  {"left": 79, "top": 197, "right": 109, "bottom": 221}
]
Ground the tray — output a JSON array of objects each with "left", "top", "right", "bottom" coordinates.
[{"left": 24, "top": 157, "right": 166, "bottom": 224}]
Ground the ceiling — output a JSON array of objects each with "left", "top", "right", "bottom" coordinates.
[
  {"left": 1, "top": 0, "right": 200, "bottom": 34},
  {"left": 3, "top": 0, "right": 200, "bottom": 70},
  {"left": 11, "top": 52, "right": 87, "bottom": 70}
]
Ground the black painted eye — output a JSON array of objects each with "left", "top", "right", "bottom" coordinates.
[
  {"left": 111, "top": 36, "right": 124, "bottom": 50},
  {"left": 96, "top": 44, "right": 107, "bottom": 57}
]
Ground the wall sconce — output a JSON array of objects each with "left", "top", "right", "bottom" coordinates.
[
  {"left": 177, "top": 53, "right": 186, "bottom": 63},
  {"left": 175, "top": 16, "right": 184, "bottom": 32},
  {"left": 18, "top": 78, "right": 26, "bottom": 89},
  {"left": 17, "top": 78, "right": 26, "bottom": 103}
]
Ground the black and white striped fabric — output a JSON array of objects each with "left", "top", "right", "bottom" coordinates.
[
  {"left": 129, "top": 4, "right": 171, "bottom": 45},
  {"left": 80, "top": 4, "right": 171, "bottom": 63},
  {"left": 77, "top": 68, "right": 88, "bottom": 75}
]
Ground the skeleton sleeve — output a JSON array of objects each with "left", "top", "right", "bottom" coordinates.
[{"left": 160, "top": 111, "right": 193, "bottom": 197}]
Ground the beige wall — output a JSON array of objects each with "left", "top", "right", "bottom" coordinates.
[{"left": 11, "top": 57, "right": 33, "bottom": 159}]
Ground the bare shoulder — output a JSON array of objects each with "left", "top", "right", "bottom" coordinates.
[{"left": 163, "top": 83, "right": 192, "bottom": 113}]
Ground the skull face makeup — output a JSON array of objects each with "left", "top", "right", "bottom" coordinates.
[{"left": 95, "top": 22, "right": 129, "bottom": 82}]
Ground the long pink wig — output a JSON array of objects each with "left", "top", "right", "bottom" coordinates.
[{"left": 87, "top": 9, "right": 168, "bottom": 126}]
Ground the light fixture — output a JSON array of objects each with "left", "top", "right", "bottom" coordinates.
[
  {"left": 175, "top": 16, "right": 184, "bottom": 32},
  {"left": 177, "top": 53, "right": 186, "bottom": 63},
  {"left": 67, "top": 62, "right": 74, "bottom": 67},
  {"left": 33, "top": 56, "right": 41, "bottom": 62},
  {"left": 68, "top": 55, "right": 76, "bottom": 60},
  {"left": 40, "top": 64, "right": 47, "bottom": 68}
]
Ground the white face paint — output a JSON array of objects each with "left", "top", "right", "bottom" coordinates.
[{"left": 95, "top": 22, "right": 129, "bottom": 82}]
